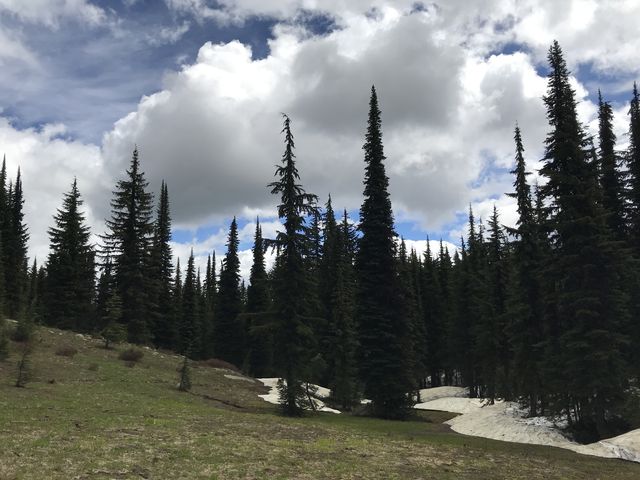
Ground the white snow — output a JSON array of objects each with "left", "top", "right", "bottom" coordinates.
[
  {"left": 257, "top": 378, "right": 341, "bottom": 414},
  {"left": 415, "top": 387, "right": 640, "bottom": 463}
]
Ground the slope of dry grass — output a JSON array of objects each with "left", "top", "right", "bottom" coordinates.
[{"left": 1, "top": 324, "right": 639, "bottom": 480}]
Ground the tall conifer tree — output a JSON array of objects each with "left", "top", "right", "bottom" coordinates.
[
  {"left": 103, "top": 148, "right": 154, "bottom": 343},
  {"left": 355, "top": 86, "right": 413, "bottom": 418},
  {"left": 214, "top": 218, "right": 244, "bottom": 365},
  {"left": 44, "top": 179, "right": 95, "bottom": 331},
  {"left": 268, "top": 114, "right": 319, "bottom": 415}
]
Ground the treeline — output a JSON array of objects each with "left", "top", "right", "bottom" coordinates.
[{"left": 0, "top": 41, "right": 639, "bottom": 440}]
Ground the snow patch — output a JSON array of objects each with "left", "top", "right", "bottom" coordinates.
[
  {"left": 416, "top": 387, "right": 640, "bottom": 463},
  {"left": 257, "top": 378, "right": 340, "bottom": 414}
]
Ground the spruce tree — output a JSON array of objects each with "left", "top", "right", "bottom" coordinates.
[
  {"left": 355, "top": 87, "right": 413, "bottom": 418},
  {"left": 597, "top": 92, "right": 626, "bottom": 238},
  {"left": 268, "top": 113, "right": 319, "bottom": 415},
  {"left": 44, "top": 179, "right": 95, "bottom": 332},
  {"left": 149, "top": 181, "right": 176, "bottom": 349},
  {"left": 5, "top": 168, "right": 29, "bottom": 318},
  {"left": 628, "top": 83, "right": 640, "bottom": 252},
  {"left": 179, "top": 250, "right": 199, "bottom": 356},
  {"left": 326, "top": 211, "right": 359, "bottom": 410},
  {"left": 539, "top": 41, "right": 630, "bottom": 438},
  {"left": 103, "top": 148, "right": 154, "bottom": 344},
  {"left": 246, "top": 219, "right": 273, "bottom": 376},
  {"left": 213, "top": 218, "right": 244, "bottom": 366},
  {"left": 505, "top": 125, "right": 545, "bottom": 414},
  {"left": 422, "top": 240, "right": 444, "bottom": 387}
]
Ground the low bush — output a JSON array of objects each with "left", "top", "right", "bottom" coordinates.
[
  {"left": 118, "top": 348, "right": 144, "bottom": 363},
  {"left": 55, "top": 345, "right": 78, "bottom": 358}
]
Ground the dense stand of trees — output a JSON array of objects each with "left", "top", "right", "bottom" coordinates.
[{"left": 1, "top": 41, "right": 639, "bottom": 437}]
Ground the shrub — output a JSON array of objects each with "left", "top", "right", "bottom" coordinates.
[
  {"left": 15, "top": 342, "right": 33, "bottom": 388},
  {"left": 12, "top": 314, "right": 34, "bottom": 343},
  {"left": 55, "top": 345, "right": 78, "bottom": 358},
  {"left": 101, "top": 321, "right": 126, "bottom": 349},
  {"left": 88, "top": 363, "right": 99, "bottom": 371},
  {"left": 177, "top": 356, "right": 191, "bottom": 392},
  {"left": 118, "top": 348, "right": 144, "bottom": 363}
]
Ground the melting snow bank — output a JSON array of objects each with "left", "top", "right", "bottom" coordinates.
[
  {"left": 415, "top": 387, "right": 640, "bottom": 463},
  {"left": 257, "top": 378, "right": 341, "bottom": 414}
]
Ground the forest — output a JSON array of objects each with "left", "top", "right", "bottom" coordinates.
[{"left": 0, "top": 40, "right": 639, "bottom": 444}]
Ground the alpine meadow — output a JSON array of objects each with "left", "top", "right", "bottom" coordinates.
[{"left": 1, "top": 1, "right": 640, "bottom": 479}]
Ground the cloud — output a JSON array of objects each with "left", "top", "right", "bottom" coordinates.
[
  {"left": 0, "top": 0, "right": 108, "bottom": 28},
  {"left": 2, "top": 0, "right": 639, "bottom": 271},
  {"left": 0, "top": 118, "right": 105, "bottom": 265}
]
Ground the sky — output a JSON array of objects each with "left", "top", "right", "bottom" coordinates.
[{"left": 0, "top": 0, "right": 639, "bottom": 280}]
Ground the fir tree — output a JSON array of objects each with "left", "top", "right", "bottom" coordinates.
[
  {"left": 103, "top": 148, "right": 154, "bottom": 344},
  {"left": 505, "top": 125, "right": 545, "bottom": 414},
  {"left": 597, "top": 91, "right": 626, "bottom": 238},
  {"left": 180, "top": 250, "right": 199, "bottom": 356},
  {"left": 539, "top": 42, "right": 630, "bottom": 438},
  {"left": 268, "top": 113, "right": 319, "bottom": 416},
  {"left": 44, "top": 179, "right": 95, "bottom": 332},
  {"left": 326, "top": 211, "right": 359, "bottom": 410},
  {"left": 355, "top": 87, "right": 413, "bottom": 418},
  {"left": 5, "top": 168, "right": 29, "bottom": 318},
  {"left": 422, "top": 240, "right": 444, "bottom": 387},
  {"left": 214, "top": 218, "right": 244, "bottom": 366},
  {"left": 246, "top": 219, "right": 273, "bottom": 376},
  {"left": 149, "top": 181, "right": 176, "bottom": 349},
  {"left": 628, "top": 83, "right": 640, "bottom": 253}
]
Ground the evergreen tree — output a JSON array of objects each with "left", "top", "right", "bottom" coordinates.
[
  {"left": 246, "top": 219, "right": 273, "bottom": 376},
  {"left": 103, "top": 148, "right": 154, "bottom": 343},
  {"left": 202, "top": 251, "right": 216, "bottom": 359},
  {"left": 180, "top": 250, "right": 199, "bottom": 356},
  {"left": 628, "top": 83, "right": 640, "bottom": 253},
  {"left": 326, "top": 211, "right": 359, "bottom": 409},
  {"left": 5, "top": 168, "right": 29, "bottom": 318},
  {"left": 539, "top": 42, "right": 630, "bottom": 438},
  {"left": 213, "top": 218, "right": 244, "bottom": 366},
  {"left": 422, "top": 240, "right": 444, "bottom": 387},
  {"left": 268, "top": 113, "right": 319, "bottom": 415},
  {"left": 597, "top": 91, "right": 626, "bottom": 238},
  {"left": 506, "top": 126, "right": 545, "bottom": 414},
  {"left": 355, "top": 87, "right": 414, "bottom": 418},
  {"left": 44, "top": 179, "right": 95, "bottom": 332},
  {"left": 149, "top": 181, "right": 176, "bottom": 349}
]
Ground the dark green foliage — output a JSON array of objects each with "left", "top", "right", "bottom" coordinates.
[
  {"left": 538, "top": 41, "right": 630, "bottom": 438},
  {"left": 12, "top": 309, "right": 34, "bottom": 343},
  {"left": 103, "top": 148, "right": 154, "bottom": 344},
  {"left": 246, "top": 219, "right": 273, "bottom": 377},
  {"left": 505, "top": 126, "right": 545, "bottom": 415},
  {"left": 15, "top": 341, "right": 32, "bottom": 388},
  {"left": 597, "top": 92, "right": 626, "bottom": 238},
  {"left": 149, "top": 181, "right": 176, "bottom": 350},
  {"left": 44, "top": 179, "right": 95, "bottom": 332},
  {"left": 421, "top": 240, "right": 444, "bottom": 387},
  {"left": 268, "top": 113, "right": 319, "bottom": 416},
  {"left": 179, "top": 251, "right": 200, "bottom": 357},
  {"left": 355, "top": 87, "right": 413, "bottom": 419},
  {"left": 214, "top": 218, "right": 244, "bottom": 366},
  {"left": 4, "top": 167, "right": 29, "bottom": 318},
  {"left": 178, "top": 355, "right": 192, "bottom": 392},
  {"left": 325, "top": 210, "right": 359, "bottom": 410},
  {"left": 101, "top": 299, "right": 126, "bottom": 350},
  {"left": 628, "top": 83, "right": 640, "bottom": 253}
]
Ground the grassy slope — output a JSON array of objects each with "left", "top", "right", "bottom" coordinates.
[{"left": 1, "top": 326, "right": 640, "bottom": 480}]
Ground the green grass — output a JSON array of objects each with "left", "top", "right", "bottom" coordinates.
[{"left": 1, "top": 325, "right": 639, "bottom": 479}]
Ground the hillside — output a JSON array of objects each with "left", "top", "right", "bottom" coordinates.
[{"left": 1, "top": 325, "right": 640, "bottom": 480}]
